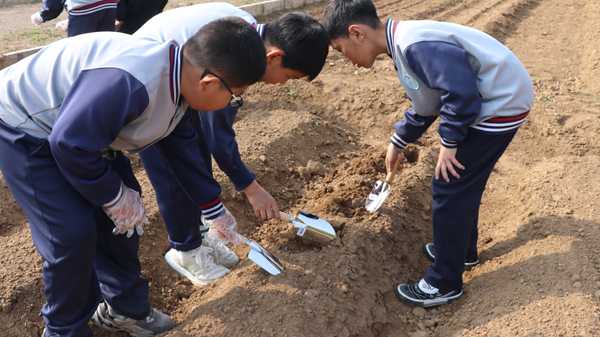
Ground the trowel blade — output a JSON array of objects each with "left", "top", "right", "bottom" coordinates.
[
  {"left": 246, "top": 240, "right": 284, "bottom": 276},
  {"left": 365, "top": 180, "right": 391, "bottom": 213},
  {"left": 293, "top": 212, "right": 337, "bottom": 244}
]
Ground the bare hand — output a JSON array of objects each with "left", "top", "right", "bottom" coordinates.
[
  {"left": 244, "top": 180, "right": 280, "bottom": 221},
  {"left": 435, "top": 146, "right": 465, "bottom": 182},
  {"left": 385, "top": 143, "right": 405, "bottom": 176}
]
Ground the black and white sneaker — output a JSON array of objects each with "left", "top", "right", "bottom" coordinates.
[
  {"left": 395, "top": 279, "right": 463, "bottom": 308},
  {"left": 91, "top": 301, "right": 176, "bottom": 337},
  {"left": 423, "top": 243, "right": 479, "bottom": 268}
]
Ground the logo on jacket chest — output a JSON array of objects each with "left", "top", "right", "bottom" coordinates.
[
  {"left": 395, "top": 61, "right": 420, "bottom": 91},
  {"left": 400, "top": 71, "right": 420, "bottom": 91}
]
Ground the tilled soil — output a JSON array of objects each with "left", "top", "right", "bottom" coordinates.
[{"left": 1, "top": 0, "right": 600, "bottom": 336}]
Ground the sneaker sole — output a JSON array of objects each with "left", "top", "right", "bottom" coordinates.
[
  {"left": 164, "top": 251, "right": 228, "bottom": 287},
  {"left": 220, "top": 260, "right": 239, "bottom": 269},
  {"left": 422, "top": 243, "right": 480, "bottom": 269},
  {"left": 394, "top": 284, "right": 463, "bottom": 308},
  {"left": 213, "top": 254, "right": 240, "bottom": 269},
  {"left": 91, "top": 315, "right": 119, "bottom": 332},
  {"left": 92, "top": 315, "right": 157, "bottom": 337}
]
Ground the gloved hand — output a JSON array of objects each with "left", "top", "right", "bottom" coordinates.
[
  {"left": 205, "top": 207, "right": 241, "bottom": 245},
  {"left": 102, "top": 183, "right": 147, "bottom": 238},
  {"left": 31, "top": 12, "right": 44, "bottom": 26}
]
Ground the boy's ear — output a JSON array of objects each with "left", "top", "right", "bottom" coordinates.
[
  {"left": 198, "top": 75, "right": 221, "bottom": 91},
  {"left": 266, "top": 48, "right": 285, "bottom": 64},
  {"left": 348, "top": 24, "right": 365, "bottom": 40}
]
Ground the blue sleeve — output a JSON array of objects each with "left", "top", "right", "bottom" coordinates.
[
  {"left": 405, "top": 41, "right": 482, "bottom": 148},
  {"left": 200, "top": 107, "right": 256, "bottom": 191},
  {"left": 156, "top": 112, "right": 225, "bottom": 220},
  {"left": 391, "top": 108, "right": 437, "bottom": 149},
  {"left": 49, "top": 68, "right": 148, "bottom": 206},
  {"left": 40, "top": 0, "right": 65, "bottom": 21}
]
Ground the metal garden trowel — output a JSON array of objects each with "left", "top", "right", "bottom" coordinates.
[
  {"left": 234, "top": 233, "right": 284, "bottom": 276},
  {"left": 365, "top": 162, "right": 399, "bottom": 213},
  {"left": 279, "top": 211, "right": 337, "bottom": 245}
]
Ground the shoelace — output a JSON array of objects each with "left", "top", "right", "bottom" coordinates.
[
  {"left": 205, "top": 234, "right": 232, "bottom": 255},
  {"left": 144, "top": 310, "right": 155, "bottom": 324},
  {"left": 193, "top": 247, "right": 216, "bottom": 269},
  {"left": 419, "top": 280, "right": 438, "bottom": 294},
  {"left": 211, "top": 238, "right": 228, "bottom": 251},
  {"left": 409, "top": 284, "right": 435, "bottom": 299}
]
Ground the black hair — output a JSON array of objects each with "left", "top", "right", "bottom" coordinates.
[
  {"left": 264, "top": 12, "right": 329, "bottom": 80},
  {"left": 322, "top": 0, "right": 382, "bottom": 40},
  {"left": 183, "top": 17, "right": 266, "bottom": 87}
]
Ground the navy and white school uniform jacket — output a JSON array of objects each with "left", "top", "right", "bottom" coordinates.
[
  {"left": 135, "top": 2, "right": 260, "bottom": 197},
  {"left": 0, "top": 32, "right": 219, "bottom": 210},
  {"left": 385, "top": 19, "right": 534, "bottom": 150},
  {"left": 40, "top": 0, "right": 118, "bottom": 22}
]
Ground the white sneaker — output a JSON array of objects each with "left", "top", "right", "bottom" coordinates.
[
  {"left": 164, "top": 246, "right": 229, "bottom": 286},
  {"left": 204, "top": 231, "right": 240, "bottom": 268}
]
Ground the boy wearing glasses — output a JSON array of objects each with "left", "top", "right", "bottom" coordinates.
[
  {"left": 0, "top": 19, "right": 266, "bottom": 337},
  {"left": 322, "top": 0, "right": 533, "bottom": 307},
  {"left": 133, "top": 2, "right": 330, "bottom": 286}
]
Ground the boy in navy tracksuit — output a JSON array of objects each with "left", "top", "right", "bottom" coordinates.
[
  {"left": 0, "top": 19, "right": 266, "bottom": 337},
  {"left": 323, "top": 0, "right": 534, "bottom": 307},
  {"left": 31, "top": 0, "right": 117, "bottom": 36},
  {"left": 133, "top": 3, "right": 330, "bottom": 286},
  {"left": 116, "top": 0, "right": 168, "bottom": 34}
]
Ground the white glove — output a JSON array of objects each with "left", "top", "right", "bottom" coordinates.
[
  {"left": 55, "top": 19, "right": 68, "bottom": 31},
  {"left": 205, "top": 207, "right": 241, "bottom": 244},
  {"left": 102, "top": 183, "right": 147, "bottom": 238},
  {"left": 31, "top": 12, "right": 44, "bottom": 26}
]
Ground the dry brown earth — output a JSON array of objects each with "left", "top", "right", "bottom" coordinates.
[{"left": 1, "top": 0, "right": 600, "bottom": 336}]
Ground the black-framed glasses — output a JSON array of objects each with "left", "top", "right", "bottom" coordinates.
[{"left": 200, "top": 69, "right": 244, "bottom": 108}]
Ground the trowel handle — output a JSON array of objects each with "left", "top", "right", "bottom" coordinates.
[
  {"left": 232, "top": 232, "right": 251, "bottom": 246},
  {"left": 385, "top": 158, "right": 400, "bottom": 184},
  {"left": 279, "top": 211, "right": 293, "bottom": 223}
]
